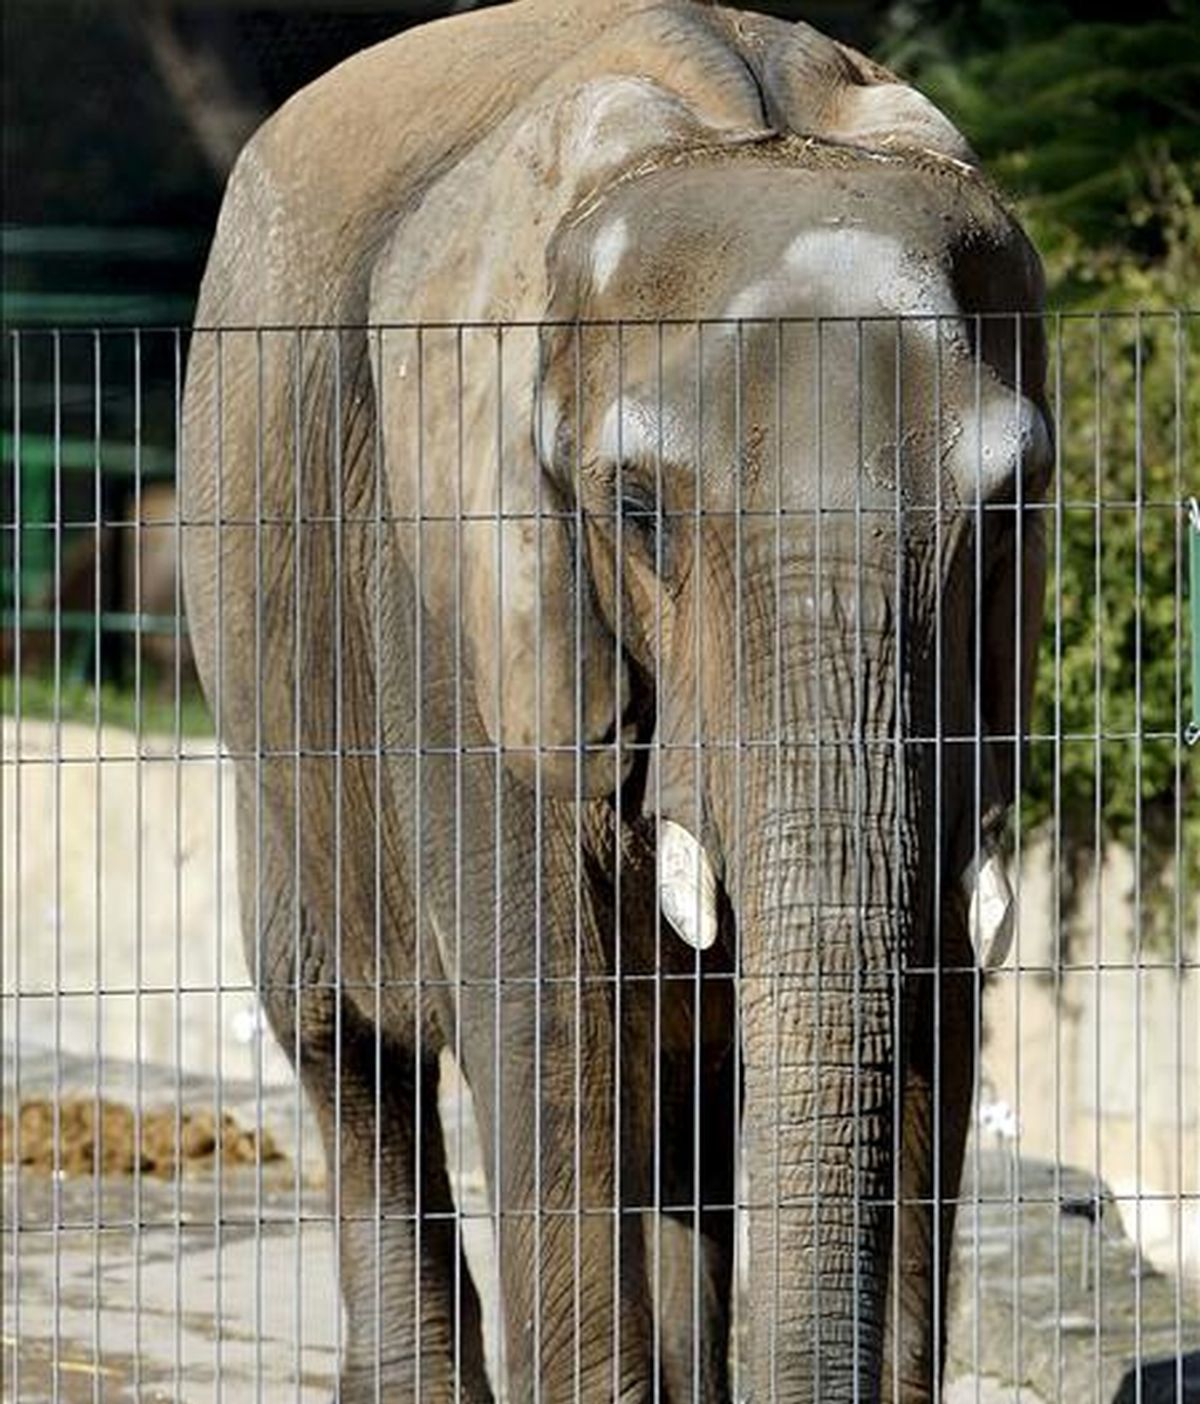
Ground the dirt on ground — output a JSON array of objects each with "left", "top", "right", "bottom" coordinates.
[{"left": 1, "top": 1096, "right": 286, "bottom": 1178}]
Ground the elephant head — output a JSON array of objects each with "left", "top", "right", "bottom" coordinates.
[{"left": 369, "top": 16, "right": 1050, "bottom": 1398}]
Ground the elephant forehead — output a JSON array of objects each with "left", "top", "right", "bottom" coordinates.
[{"left": 721, "top": 226, "right": 955, "bottom": 323}]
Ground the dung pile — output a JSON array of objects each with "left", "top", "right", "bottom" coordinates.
[{"left": 1, "top": 1096, "right": 286, "bottom": 1177}]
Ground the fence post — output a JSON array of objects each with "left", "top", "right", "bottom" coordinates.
[{"left": 1188, "top": 497, "right": 1200, "bottom": 746}]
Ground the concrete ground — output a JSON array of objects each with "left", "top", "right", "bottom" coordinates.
[
  {"left": 3, "top": 1042, "right": 504, "bottom": 1403},
  {"left": 8, "top": 721, "right": 1192, "bottom": 1401},
  {"left": 5, "top": 1170, "right": 338, "bottom": 1403},
  {"left": 4, "top": 1043, "right": 1044, "bottom": 1404},
  {"left": 3, "top": 1181, "right": 1023, "bottom": 1404}
]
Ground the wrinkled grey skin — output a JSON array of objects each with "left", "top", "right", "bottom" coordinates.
[{"left": 181, "top": 2, "right": 1050, "bottom": 1399}]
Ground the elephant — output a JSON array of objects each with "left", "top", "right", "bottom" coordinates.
[{"left": 180, "top": 1, "right": 1050, "bottom": 1399}]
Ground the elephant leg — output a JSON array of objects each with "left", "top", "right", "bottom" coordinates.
[
  {"left": 460, "top": 975, "right": 657, "bottom": 1402},
  {"left": 450, "top": 851, "right": 661, "bottom": 1402},
  {"left": 285, "top": 987, "right": 491, "bottom": 1403},
  {"left": 239, "top": 809, "right": 489, "bottom": 1400},
  {"left": 884, "top": 913, "right": 976, "bottom": 1402},
  {"left": 651, "top": 1038, "right": 736, "bottom": 1403}
]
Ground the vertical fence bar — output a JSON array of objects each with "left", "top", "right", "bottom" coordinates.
[
  {"left": 651, "top": 318, "right": 670, "bottom": 1404},
  {"left": 1011, "top": 309, "right": 1026, "bottom": 1396},
  {"left": 212, "top": 325, "right": 226, "bottom": 1404},
  {"left": 809, "top": 312, "right": 826, "bottom": 1404},
  {"left": 933, "top": 312, "right": 948, "bottom": 1395},
  {"left": 171, "top": 325, "right": 185, "bottom": 1402},
  {"left": 93, "top": 327, "right": 107, "bottom": 1404},
  {"left": 371, "top": 322, "right": 384, "bottom": 1404},
  {"left": 723, "top": 316, "right": 744, "bottom": 1403},
  {"left": 532, "top": 320, "right": 545, "bottom": 1404},
  {"left": 1050, "top": 310, "right": 1065, "bottom": 1404},
  {"left": 612, "top": 318, "right": 626, "bottom": 1403},
  {"left": 413, "top": 323, "right": 427, "bottom": 1402},
  {"left": 1090, "top": 310, "right": 1105, "bottom": 1403},
  {"left": 571, "top": 319, "right": 584, "bottom": 1403},
  {"left": 1171, "top": 311, "right": 1187, "bottom": 1404},
  {"left": 771, "top": 312, "right": 789, "bottom": 1403},
  {"left": 730, "top": 319, "right": 743, "bottom": 1404},
  {"left": 893, "top": 314, "right": 907, "bottom": 1404},
  {"left": 691, "top": 318, "right": 706, "bottom": 1400},
  {"left": 253, "top": 325, "right": 267, "bottom": 1404},
  {"left": 51, "top": 326, "right": 63, "bottom": 1404},
  {"left": 690, "top": 318, "right": 706, "bottom": 1400},
  {"left": 132, "top": 325, "right": 147, "bottom": 1401},
  {"left": 1131, "top": 310, "right": 1145, "bottom": 1404},
  {"left": 291, "top": 324, "right": 306, "bottom": 1404},
  {"left": 8, "top": 328, "right": 22, "bottom": 1404},
  {"left": 331, "top": 325, "right": 346, "bottom": 1393},
  {"left": 734, "top": 315, "right": 747, "bottom": 1404},
  {"left": 453, "top": 323, "right": 465, "bottom": 1404},
  {"left": 851, "top": 313, "right": 865, "bottom": 1404},
  {"left": 969, "top": 312, "right": 984, "bottom": 1403},
  {"left": 492, "top": 324, "right": 506, "bottom": 1396}
]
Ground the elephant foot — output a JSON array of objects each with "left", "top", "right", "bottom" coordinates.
[
  {"left": 881, "top": 1377, "right": 938, "bottom": 1404},
  {"left": 330, "top": 1358, "right": 493, "bottom": 1404}
]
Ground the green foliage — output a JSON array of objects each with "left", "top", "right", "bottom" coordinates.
[
  {"left": 2, "top": 673, "right": 213, "bottom": 740},
  {"left": 880, "top": 3, "right": 1198, "bottom": 942},
  {"left": 882, "top": 3, "right": 1200, "bottom": 270},
  {"left": 1027, "top": 214, "right": 1198, "bottom": 942}
]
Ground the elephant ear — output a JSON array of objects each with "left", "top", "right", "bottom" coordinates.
[
  {"left": 370, "top": 71, "right": 758, "bottom": 796},
  {"left": 759, "top": 21, "right": 976, "bottom": 167},
  {"left": 951, "top": 508, "right": 1044, "bottom": 970},
  {"left": 978, "top": 508, "right": 1047, "bottom": 830}
]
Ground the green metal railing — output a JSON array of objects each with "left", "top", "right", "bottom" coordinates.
[
  {"left": 1, "top": 224, "right": 202, "bottom": 328},
  {"left": 3, "top": 226, "right": 201, "bottom": 677}
]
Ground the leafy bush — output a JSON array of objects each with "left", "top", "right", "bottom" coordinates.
[
  {"left": 881, "top": 3, "right": 1198, "bottom": 944},
  {"left": 1028, "top": 185, "right": 1197, "bottom": 945}
]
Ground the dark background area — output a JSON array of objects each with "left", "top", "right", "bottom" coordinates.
[
  {"left": 0, "top": 0, "right": 882, "bottom": 691},
  {"left": 3, "top": 0, "right": 1193, "bottom": 325},
  {"left": 2, "top": 0, "right": 1197, "bottom": 902},
  {"left": 1, "top": 0, "right": 882, "bottom": 327}
]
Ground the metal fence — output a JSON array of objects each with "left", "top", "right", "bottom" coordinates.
[{"left": 2, "top": 315, "right": 1197, "bottom": 1402}]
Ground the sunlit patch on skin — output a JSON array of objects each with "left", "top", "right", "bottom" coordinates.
[
  {"left": 723, "top": 276, "right": 779, "bottom": 322},
  {"left": 840, "top": 81, "right": 975, "bottom": 166},
  {"left": 786, "top": 227, "right": 952, "bottom": 316},
  {"left": 536, "top": 391, "right": 561, "bottom": 465},
  {"left": 598, "top": 396, "right": 687, "bottom": 462},
  {"left": 721, "top": 228, "right": 954, "bottom": 322},
  {"left": 947, "top": 386, "right": 1052, "bottom": 504},
  {"left": 591, "top": 216, "right": 629, "bottom": 292},
  {"left": 563, "top": 77, "right": 698, "bottom": 175},
  {"left": 429, "top": 910, "right": 455, "bottom": 984}
]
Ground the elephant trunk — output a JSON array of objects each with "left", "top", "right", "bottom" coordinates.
[{"left": 722, "top": 548, "right": 932, "bottom": 1402}]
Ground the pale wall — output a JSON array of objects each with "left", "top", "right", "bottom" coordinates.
[
  {"left": 1, "top": 716, "right": 290, "bottom": 1087},
  {"left": 4, "top": 719, "right": 1197, "bottom": 1294},
  {"left": 981, "top": 837, "right": 1199, "bottom": 1294}
]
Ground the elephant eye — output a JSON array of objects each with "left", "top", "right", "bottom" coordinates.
[{"left": 617, "top": 479, "right": 662, "bottom": 558}]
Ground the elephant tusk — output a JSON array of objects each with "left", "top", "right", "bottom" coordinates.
[
  {"left": 964, "top": 841, "right": 1014, "bottom": 970},
  {"left": 658, "top": 819, "right": 719, "bottom": 951}
]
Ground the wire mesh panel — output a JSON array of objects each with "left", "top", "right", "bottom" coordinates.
[{"left": 2, "top": 315, "right": 1197, "bottom": 1402}]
